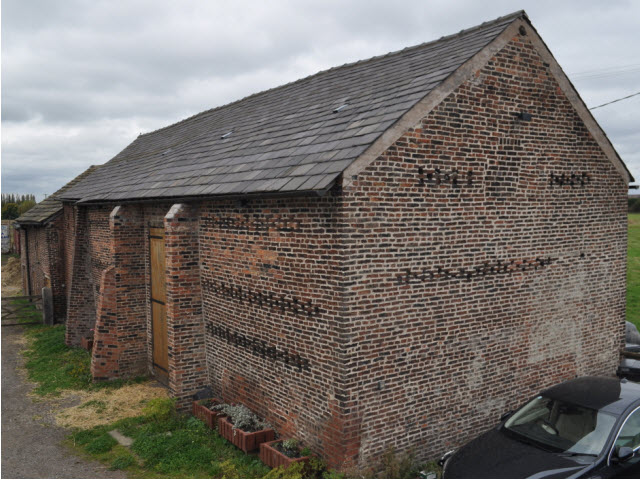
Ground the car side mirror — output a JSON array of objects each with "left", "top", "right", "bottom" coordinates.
[
  {"left": 613, "top": 446, "right": 634, "bottom": 463},
  {"left": 500, "top": 411, "right": 513, "bottom": 422}
]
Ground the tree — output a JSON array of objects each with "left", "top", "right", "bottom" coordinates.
[
  {"left": 1, "top": 203, "right": 19, "bottom": 220},
  {"left": 18, "top": 200, "right": 36, "bottom": 215}
]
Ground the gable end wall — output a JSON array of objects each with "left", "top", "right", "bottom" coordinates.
[{"left": 341, "top": 34, "right": 627, "bottom": 464}]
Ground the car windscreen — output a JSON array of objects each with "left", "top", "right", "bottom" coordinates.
[{"left": 503, "top": 395, "right": 617, "bottom": 456}]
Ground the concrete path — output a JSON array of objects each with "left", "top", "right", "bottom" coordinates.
[{"left": 1, "top": 325, "right": 123, "bottom": 478}]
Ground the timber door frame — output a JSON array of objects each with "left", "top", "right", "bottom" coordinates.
[{"left": 148, "top": 225, "right": 168, "bottom": 382}]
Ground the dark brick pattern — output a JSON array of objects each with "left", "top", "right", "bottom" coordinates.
[
  {"left": 338, "top": 36, "right": 627, "bottom": 464},
  {"left": 58, "top": 32, "right": 627, "bottom": 471},
  {"left": 198, "top": 195, "right": 350, "bottom": 467}
]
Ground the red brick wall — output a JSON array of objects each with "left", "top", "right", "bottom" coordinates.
[
  {"left": 339, "top": 35, "right": 627, "bottom": 464},
  {"left": 198, "top": 195, "right": 350, "bottom": 465},
  {"left": 20, "top": 220, "right": 67, "bottom": 321},
  {"left": 19, "top": 229, "right": 28, "bottom": 294},
  {"left": 58, "top": 32, "right": 627, "bottom": 470},
  {"left": 165, "top": 204, "right": 208, "bottom": 409},
  {"left": 87, "top": 206, "right": 113, "bottom": 305},
  {"left": 66, "top": 207, "right": 98, "bottom": 345},
  {"left": 63, "top": 204, "right": 76, "bottom": 301},
  {"left": 20, "top": 226, "right": 47, "bottom": 297},
  {"left": 45, "top": 217, "right": 67, "bottom": 320},
  {"left": 80, "top": 202, "right": 173, "bottom": 379}
]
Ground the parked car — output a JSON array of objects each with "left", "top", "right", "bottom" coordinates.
[
  {"left": 618, "top": 322, "right": 640, "bottom": 382},
  {"left": 618, "top": 344, "right": 640, "bottom": 382},
  {"left": 440, "top": 377, "right": 640, "bottom": 478}
]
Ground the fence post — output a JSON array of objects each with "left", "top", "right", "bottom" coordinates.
[{"left": 42, "top": 287, "right": 54, "bottom": 326}]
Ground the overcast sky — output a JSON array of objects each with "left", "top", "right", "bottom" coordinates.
[{"left": 2, "top": 0, "right": 639, "bottom": 200}]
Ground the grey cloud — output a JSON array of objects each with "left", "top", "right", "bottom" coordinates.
[{"left": 2, "top": 0, "right": 639, "bottom": 198}]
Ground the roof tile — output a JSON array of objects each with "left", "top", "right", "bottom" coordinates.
[{"left": 60, "top": 12, "right": 523, "bottom": 203}]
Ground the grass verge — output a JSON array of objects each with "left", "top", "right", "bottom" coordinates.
[
  {"left": 21, "top": 321, "right": 146, "bottom": 396},
  {"left": 67, "top": 400, "right": 271, "bottom": 478},
  {"left": 629, "top": 214, "right": 640, "bottom": 330}
]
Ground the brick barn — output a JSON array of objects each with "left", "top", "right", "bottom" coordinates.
[
  {"left": 15, "top": 166, "right": 99, "bottom": 322},
  {"left": 55, "top": 11, "right": 633, "bottom": 467}
]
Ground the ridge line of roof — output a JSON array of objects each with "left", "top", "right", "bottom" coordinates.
[{"left": 136, "top": 10, "right": 526, "bottom": 139}]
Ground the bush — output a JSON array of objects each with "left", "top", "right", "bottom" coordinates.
[
  {"left": 630, "top": 198, "right": 640, "bottom": 213},
  {"left": 142, "top": 397, "right": 175, "bottom": 422}
]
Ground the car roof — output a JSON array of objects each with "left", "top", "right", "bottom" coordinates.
[{"left": 542, "top": 376, "right": 640, "bottom": 415}]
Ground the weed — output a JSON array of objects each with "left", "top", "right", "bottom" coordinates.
[
  {"left": 142, "top": 397, "right": 176, "bottom": 422},
  {"left": 21, "top": 324, "right": 146, "bottom": 396},
  {"left": 265, "top": 455, "right": 328, "bottom": 479},
  {"left": 380, "top": 446, "right": 415, "bottom": 478},
  {"left": 110, "top": 453, "right": 136, "bottom": 470},
  {"left": 79, "top": 400, "right": 107, "bottom": 413},
  {"left": 219, "top": 459, "right": 239, "bottom": 478},
  {"left": 186, "top": 415, "right": 207, "bottom": 432},
  {"left": 265, "top": 462, "right": 306, "bottom": 479},
  {"left": 85, "top": 433, "right": 118, "bottom": 454},
  {"left": 322, "top": 469, "right": 345, "bottom": 479}
]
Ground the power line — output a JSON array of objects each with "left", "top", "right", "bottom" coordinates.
[
  {"left": 589, "top": 91, "right": 640, "bottom": 110},
  {"left": 570, "top": 63, "right": 640, "bottom": 80}
]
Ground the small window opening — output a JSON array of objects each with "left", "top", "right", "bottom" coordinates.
[
  {"left": 333, "top": 104, "right": 349, "bottom": 113},
  {"left": 221, "top": 130, "right": 233, "bottom": 139}
]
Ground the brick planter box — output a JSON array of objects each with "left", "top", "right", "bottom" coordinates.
[
  {"left": 259, "top": 440, "right": 312, "bottom": 469},
  {"left": 218, "top": 415, "right": 275, "bottom": 453},
  {"left": 192, "top": 398, "right": 224, "bottom": 429},
  {"left": 81, "top": 336, "right": 93, "bottom": 351}
]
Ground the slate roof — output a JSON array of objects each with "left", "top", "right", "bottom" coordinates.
[
  {"left": 61, "top": 11, "right": 525, "bottom": 203},
  {"left": 16, "top": 166, "right": 100, "bottom": 224}
]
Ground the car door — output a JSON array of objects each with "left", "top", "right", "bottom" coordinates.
[{"left": 602, "top": 406, "right": 640, "bottom": 478}]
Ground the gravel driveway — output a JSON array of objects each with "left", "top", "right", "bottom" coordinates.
[{"left": 1, "top": 325, "right": 123, "bottom": 478}]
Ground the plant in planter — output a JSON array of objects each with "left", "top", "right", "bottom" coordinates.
[
  {"left": 260, "top": 438, "right": 313, "bottom": 469},
  {"left": 217, "top": 404, "right": 275, "bottom": 453},
  {"left": 191, "top": 397, "right": 224, "bottom": 429}
]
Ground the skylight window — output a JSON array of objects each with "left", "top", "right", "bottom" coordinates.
[
  {"left": 333, "top": 104, "right": 349, "bottom": 113},
  {"left": 220, "top": 131, "right": 233, "bottom": 139}
]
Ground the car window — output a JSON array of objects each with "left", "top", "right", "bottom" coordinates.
[
  {"left": 504, "top": 395, "right": 617, "bottom": 456},
  {"left": 615, "top": 408, "right": 640, "bottom": 450}
]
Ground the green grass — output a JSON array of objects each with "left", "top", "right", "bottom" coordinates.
[
  {"left": 8, "top": 297, "right": 44, "bottom": 325},
  {"left": 14, "top": 305, "right": 275, "bottom": 478},
  {"left": 629, "top": 214, "right": 640, "bottom": 330},
  {"left": 68, "top": 410, "right": 272, "bottom": 478},
  {"left": 15, "top": 300, "right": 146, "bottom": 396},
  {"left": 23, "top": 324, "right": 93, "bottom": 395}
]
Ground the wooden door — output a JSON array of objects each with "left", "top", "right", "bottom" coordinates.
[{"left": 149, "top": 227, "right": 168, "bottom": 379}]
